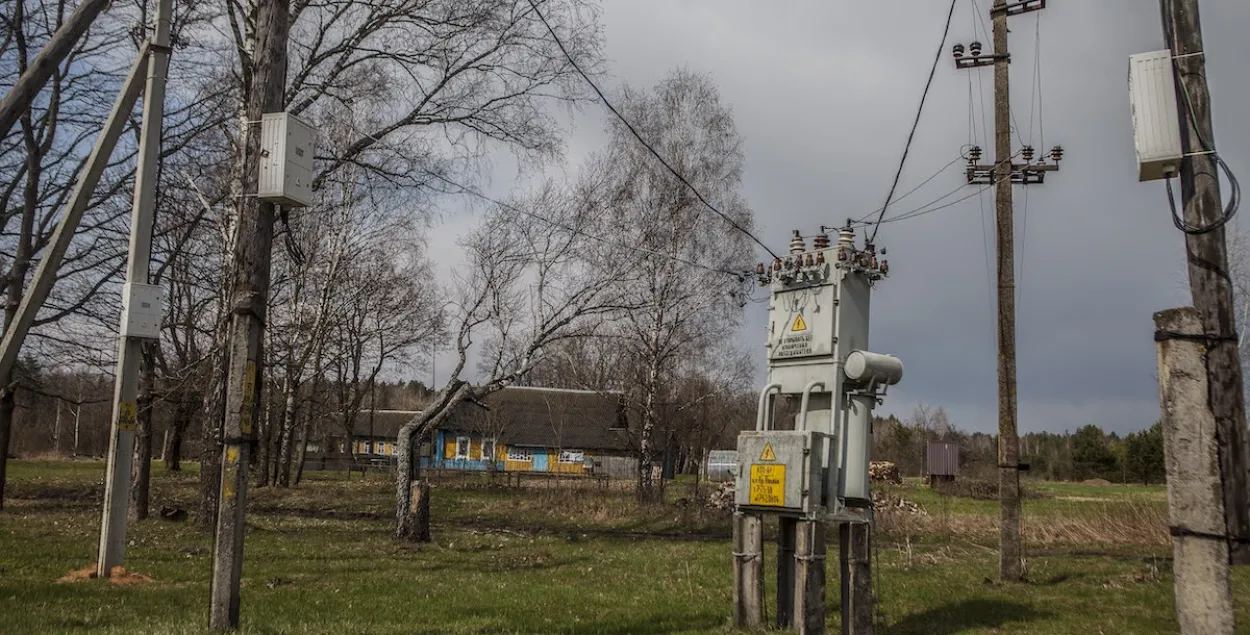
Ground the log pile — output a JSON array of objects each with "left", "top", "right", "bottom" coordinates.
[{"left": 869, "top": 460, "right": 902, "bottom": 485}]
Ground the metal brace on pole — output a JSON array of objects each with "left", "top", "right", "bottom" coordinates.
[{"left": 0, "top": 42, "right": 152, "bottom": 386}]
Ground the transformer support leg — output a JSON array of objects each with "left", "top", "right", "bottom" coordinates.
[
  {"left": 839, "top": 521, "right": 874, "bottom": 635},
  {"left": 732, "top": 512, "right": 764, "bottom": 627},
  {"left": 795, "top": 520, "right": 828, "bottom": 634},
  {"left": 777, "top": 516, "right": 798, "bottom": 627}
]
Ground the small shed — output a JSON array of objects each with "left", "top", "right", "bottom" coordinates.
[
  {"left": 705, "top": 450, "right": 737, "bottom": 482},
  {"left": 925, "top": 441, "right": 960, "bottom": 486}
]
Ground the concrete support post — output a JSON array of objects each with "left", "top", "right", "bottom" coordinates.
[
  {"left": 840, "top": 522, "right": 873, "bottom": 635},
  {"left": 794, "top": 520, "right": 827, "bottom": 635},
  {"left": 1154, "top": 307, "right": 1235, "bottom": 635},
  {"left": 732, "top": 512, "right": 764, "bottom": 627},
  {"left": 777, "top": 516, "right": 798, "bottom": 628},
  {"left": 97, "top": 0, "right": 172, "bottom": 577}
]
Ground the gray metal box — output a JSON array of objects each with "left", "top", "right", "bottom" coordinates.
[
  {"left": 120, "top": 282, "right": 163, "bottom": 339},
  {"left": 734, "top": 430, "right": 825, "bottom": 516},
  {"left": 258, "top": 112, "right": 316, "bottom": 207}
]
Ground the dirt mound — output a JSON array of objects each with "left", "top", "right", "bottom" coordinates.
[
  {"left": 1081, "top": 479, "right": 1114, "bottom": 486},
  {"left": 57, "top": 565, "right": 153, "bottom": 585}
]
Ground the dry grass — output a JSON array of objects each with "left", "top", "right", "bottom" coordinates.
[{"left": 877, "top": 501, "right": 1169, "bottom": 547}]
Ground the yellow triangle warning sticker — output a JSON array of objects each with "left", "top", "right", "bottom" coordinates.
[
  {"left": 759, "top": 443, "right": 777, "bottom": 461},
  {"left": 791, "top": 314, "right": 807, "bottom": 332}
]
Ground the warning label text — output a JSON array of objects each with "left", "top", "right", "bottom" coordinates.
[
  {"left": 775, "top": 333, "right": 813, "bottom": 358},
  {"left": 749, "top": 464, "right": 786, "bottom": 507}
]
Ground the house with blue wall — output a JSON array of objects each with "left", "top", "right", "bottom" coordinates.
[{"left": 336, "top": 386, "right": 655, "bottom": 476}]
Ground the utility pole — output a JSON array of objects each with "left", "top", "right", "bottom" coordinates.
[
  {"left": 953, "top": 0, "right": 1064, "bottom": 582},
  {"left": 96, "top": 0, "right": 172, "bottom": 577},
  {"left": 209, "top": 0, "right": 291, "bottom": 627},
  {"left": 1159, "top": 0, "right": 1250, "bottom": 566}
]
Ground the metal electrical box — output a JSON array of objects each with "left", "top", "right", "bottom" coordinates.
[
  {"left": 1128, "top": 50, "right": 1183, "bottom": 182},
  {"left": 120, "top": 282, "right": 163, "bottom": 339},
  {"left": 734, "top": 430, "right": 827, "bottom": 517},
  {"left": 259, "top": 112, "right": 316, "bottom": 207}
]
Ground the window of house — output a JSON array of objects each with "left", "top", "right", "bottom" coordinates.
[
  {"left": 507, "top": 446, "right": 532, "bottom": 462},
  {"left": 482, "top": 439, "right": 496, "bottom": 461},
  {"left": 558, "top": 450, "right": 585, "bottom": 464},
  {"left": 456, "top": 436, "right": 471, "bottom": 459}
]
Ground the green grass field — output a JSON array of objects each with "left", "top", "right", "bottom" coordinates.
[{"left": 1, "top": 460, "right": 1247, "bottom": 634}]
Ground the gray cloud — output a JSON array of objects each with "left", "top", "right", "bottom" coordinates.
[{"left": 426, "top": 0, "right": 1250, "bottom": 435}]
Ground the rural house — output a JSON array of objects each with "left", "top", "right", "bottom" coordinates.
[{"left": 329, "top": 386, "right": 654, "bottom": 477}]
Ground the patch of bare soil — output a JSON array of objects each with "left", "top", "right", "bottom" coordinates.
[{"left": 56, "top": 565, "right": 154, "bottom": 585}]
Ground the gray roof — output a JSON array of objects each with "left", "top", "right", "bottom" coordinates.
[{"left": 350, "top": 386, "right": 636, "bottom": 452}]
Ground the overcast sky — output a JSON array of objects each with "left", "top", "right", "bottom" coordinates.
[{"left": 424, "top": 0, "right": 1250, "bottom": 437}]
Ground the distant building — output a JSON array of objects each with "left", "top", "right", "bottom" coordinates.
[
  {"left": 325, "top": 386, "right": 660, "bottom": 477},
  {"left": 925, "top": 440, "right": 960, "bottom": 485}
]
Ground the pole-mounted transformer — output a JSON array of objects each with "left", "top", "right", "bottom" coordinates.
[{"left": 732, "top": 224, "right": 902, "bottom": 634}]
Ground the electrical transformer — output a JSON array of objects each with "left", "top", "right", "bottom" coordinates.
[{"left": 734, "top": 226, "right": 902, "bottom": 521}]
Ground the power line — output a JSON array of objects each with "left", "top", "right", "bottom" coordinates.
[
  {"left": 875, "top": 184, "right": 993, "bottom": 225},
  {"left": 853, "top": 154, "right": 966, "bottom": 224},
  {"left": 868, "top": 0, "right": 958, "bottom": 244},
  {"left": 524, "top": 0, "right": 780, "bottom": 262},
  {"left": 426, "top": 170, "right": 752, "bottom": 280}
]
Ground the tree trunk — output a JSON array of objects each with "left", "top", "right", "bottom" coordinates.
[
  {"left": 129, "top": 346, "right": 155, "bottom": 521},
  {"left": 199, "top": 347, "right": 227, "bottom": 529},
  {"left": 278, "top": 385, "right": 299, "bottom": 486},
  {"left": 394, "top": 423, "right": 419, "bottom": 539},
  {"left": 165, "top": 397, "right": 191, "bottom": 471},
  {"left": 292, "top": 404, "right": 313, "bottom": 486},
  {"left": 637, "top": 357, "right": 662, "bottom": 503},
  {"left": 0, "top": 96, "right": 40, "bottom": 511},
  {"left": 256, "top": 381, "right": 275, "bottom": 488}
]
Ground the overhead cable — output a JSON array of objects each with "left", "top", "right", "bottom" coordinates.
[
  {"left": 868, "top": 0, "right": 959, "bottom": 244},
  {"left": 525, "top": 0, "right": 780, "bottom": 261}
]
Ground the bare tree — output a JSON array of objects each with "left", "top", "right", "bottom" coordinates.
[
  {"left": 392, "top": 181, "right": 641, "bottom": 540},
  {"left": 591, "top": 68, "right": 755, "bottom": 501}
]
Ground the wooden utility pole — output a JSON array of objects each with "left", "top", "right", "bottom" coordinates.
[
  {"left": 954, "top": 0, "right": 1062, "bottom": 582},
  {"left": 1160, "top": 0, "right": 1250, "bottom": 566},
  {"left": 1154, "top": 308, "right": 1235, "bottom": 634},
  {"left": 990, "top": 0, "right": 1023, "bottom": 583},
  {"left": 208, "top": 0, "right": 290, "bottom": 627}
]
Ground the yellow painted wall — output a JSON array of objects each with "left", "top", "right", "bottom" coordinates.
[
  {"left": 443, "top": 439, "right": 456, "bottom": 459},
  {"left": 470, "top": 438, "right": 482, "bottom": 460}
]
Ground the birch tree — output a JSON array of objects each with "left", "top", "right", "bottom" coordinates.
[
  {"left": 593, "top": 68, "right": 755, "bottom": 501},
  {"left": 392, "top": 180, "right": 641, "bottom": 540}
]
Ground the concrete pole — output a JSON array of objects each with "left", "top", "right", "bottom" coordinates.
[
  {"left": 991, "top": 0, "right": 1024, "bottom": 582},
  {"left": 840, "top": 522, "right": 873, "bottom": 635},
  {"left": 777, "top": 516, "right": 797, "bottom": 628},
  {"left": 1160, "top": 0, "right": 1250, "bottom": 565},
  {"left": 794, "top": 520, "right": 827, "bottom": 635},
  {"left": 1154, "top": 307, "right": 1235, "bottom": 634},
  {"left": 732, "top": 512, "right": 764, "bottom": 627},
  {"left": 96, "top": 0, "right": 172, "bottom": 577}
]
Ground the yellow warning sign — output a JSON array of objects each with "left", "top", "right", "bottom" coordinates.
[
  {"left": 118, "top": 402, "right": 138, "bottom": 432},
  {"left": 759, "top": 443, "right": 777, "bottom": 461},
  {"left": 749, "top": 464, "right": 786, "bottom": 506},
  {"left": 791, "top": 314, "right": 807, "bottom": 331}
]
